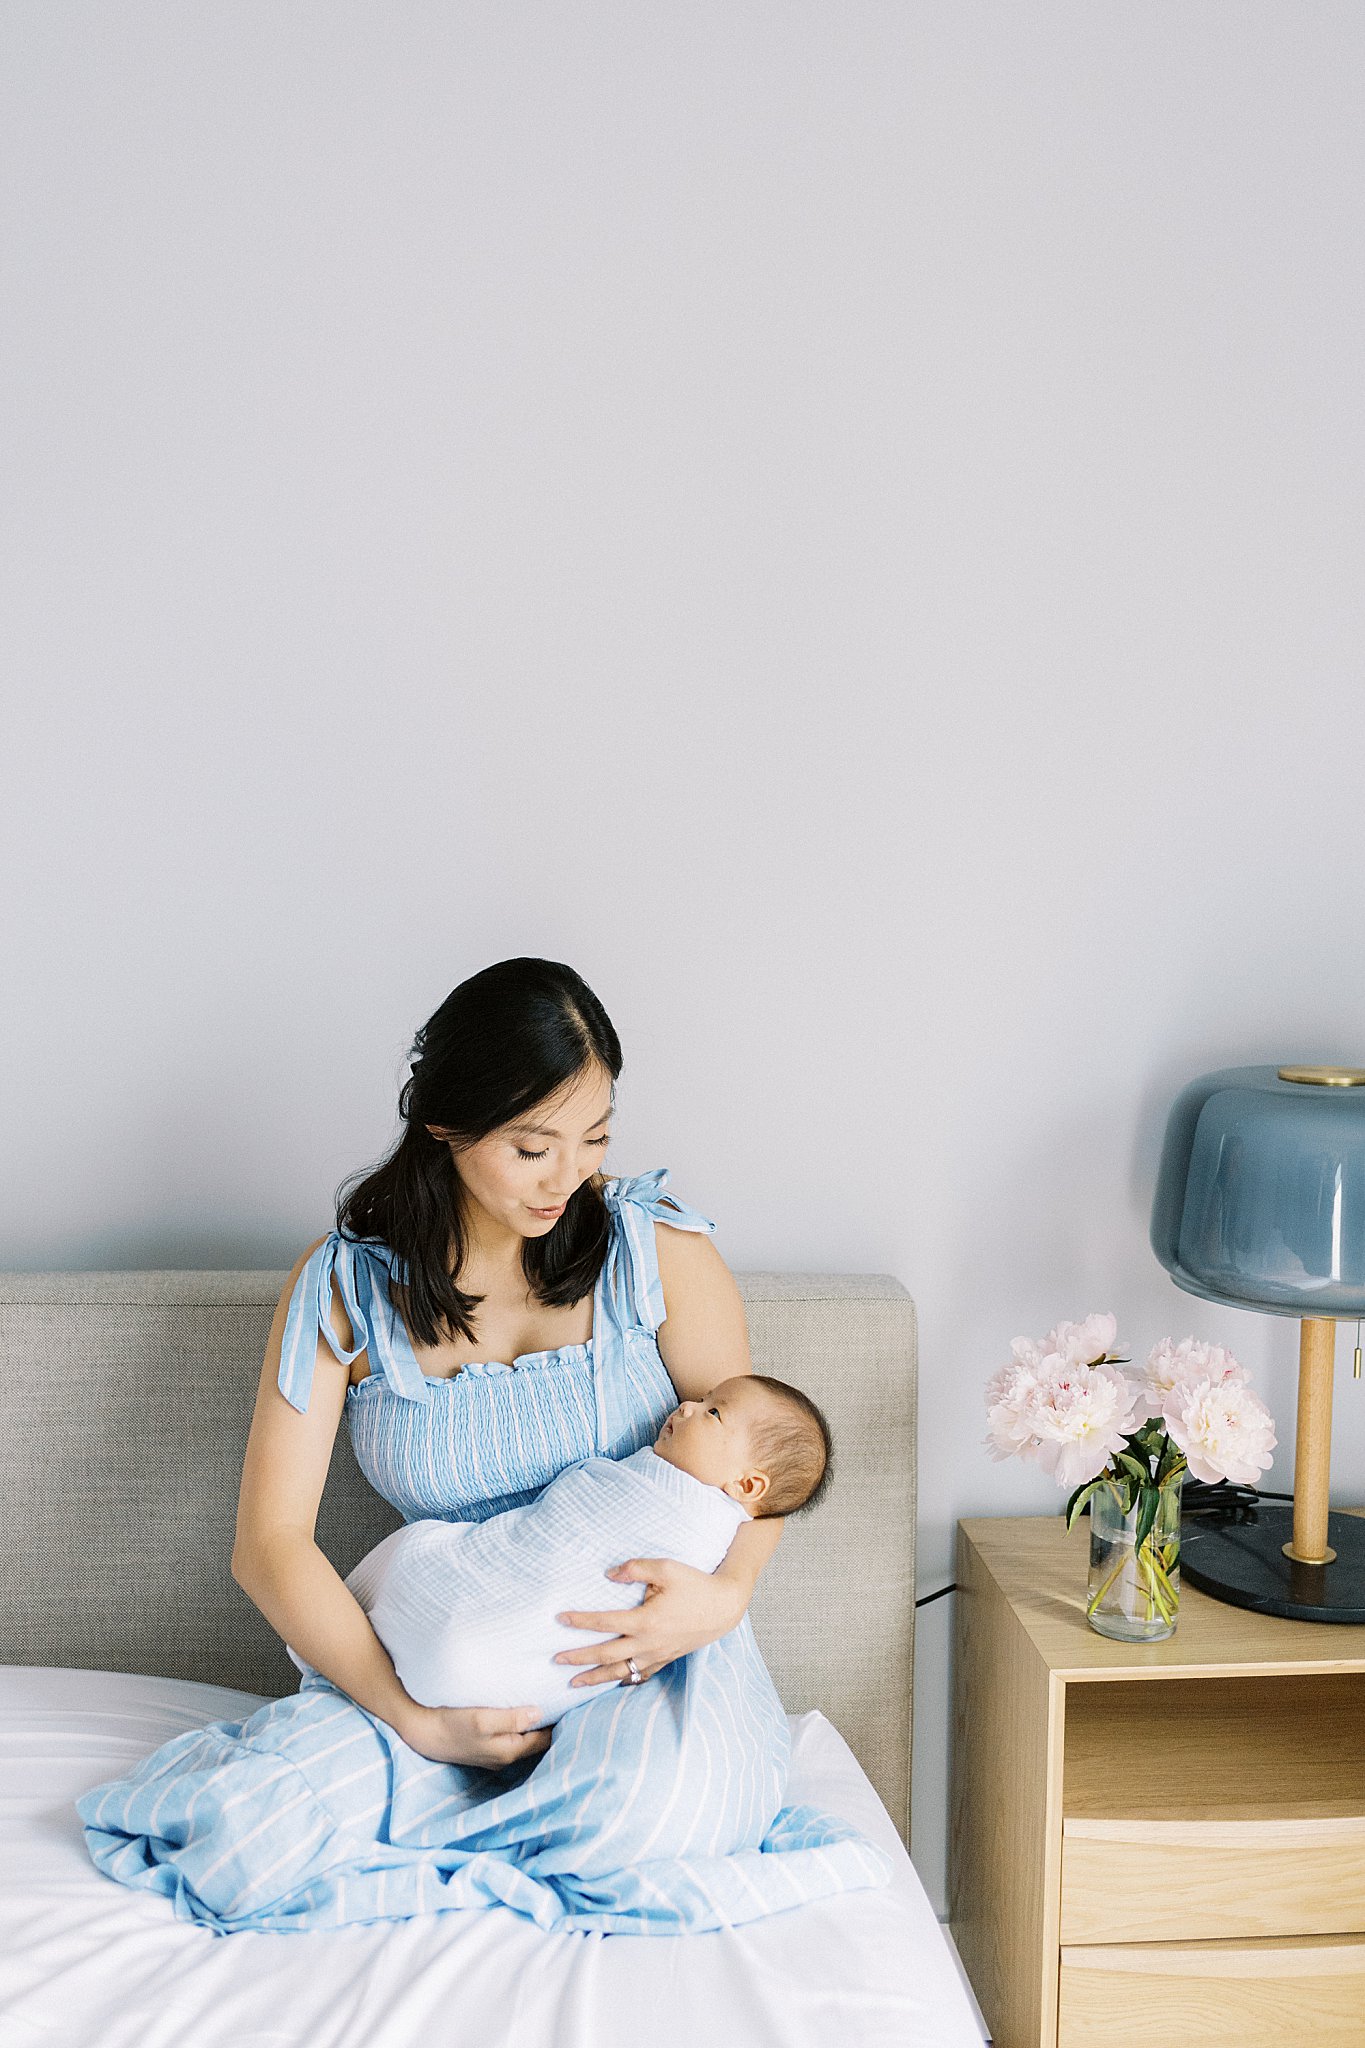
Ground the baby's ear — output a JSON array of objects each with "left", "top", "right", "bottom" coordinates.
[{"left": 728, "top": 1469, "right": 770, "bottom": 1508}]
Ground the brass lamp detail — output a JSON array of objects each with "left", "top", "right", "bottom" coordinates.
[
  {"left": 1284, "top": 1319, "right": 1338, "bottom": 1565},
  {"left": 1278, "top": 1067, "right": 1365, "bottom": 1088}
]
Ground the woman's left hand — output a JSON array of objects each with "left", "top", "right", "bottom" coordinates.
[{"left": 554, "top": 1558, "right": 747, "bottom": 1687}]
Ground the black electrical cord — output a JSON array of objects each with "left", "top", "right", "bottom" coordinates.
[
  {"left": 914, "top": 1582, "right": 957, "bottom": 1608},
  {"left": 1066, "top": 1481, "right": 1296, "bottom": 1524},
  {"left": 1179, "top": 1479, "right": 1295, "bottom": 1521}
]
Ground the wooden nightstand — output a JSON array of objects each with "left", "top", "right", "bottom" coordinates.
[{"left": 949, "top": 1514, "right": 1365, "bottom": 2048}]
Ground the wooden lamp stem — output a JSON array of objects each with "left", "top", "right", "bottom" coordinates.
[{"left": 1284, "top": 1317, "right": 1337, "bottom": 1566}]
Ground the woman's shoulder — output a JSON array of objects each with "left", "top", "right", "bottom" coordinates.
[
  {"left": 279, "top": 1229, "right": 395, "bottom": 1356},
  {"left": 635, "top": 1180, "right": 749, "bottom": 1389},
  {"left": 276, "top": 1228, "right": 356, "bottom": 1359},
  {"left": 599, "top": 1168, "right": 716, "bottom": 1237},
  {"left": 282, "top": 1229, "right": 392, "bottom": 1285},
  {"left": 603, "top": 1167, "right": 733, "bottom": 1310},
  {"left": 274, "top": 1234, "right": 332, "bottom": 1314}
]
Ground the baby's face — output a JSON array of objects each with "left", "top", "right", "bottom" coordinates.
[{"left": 652, "top": 1376, "right": 771, "bottom": 1514}]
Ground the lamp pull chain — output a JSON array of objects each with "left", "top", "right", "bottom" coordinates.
[{"left": 1356, "top": 1320, "right": 1362, "bottom": 1382}]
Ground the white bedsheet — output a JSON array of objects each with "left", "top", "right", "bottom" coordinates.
[{"left": 0, "top": 1666, "right": 984, "bottom": 2048}]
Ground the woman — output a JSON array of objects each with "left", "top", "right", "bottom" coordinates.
[{"left": 79, "top": 958, "right": 887, "bottom": 1933}]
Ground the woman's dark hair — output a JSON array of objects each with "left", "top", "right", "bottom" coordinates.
[{"left": 337, "top": 958, "right": 622, "bottom": 1348}]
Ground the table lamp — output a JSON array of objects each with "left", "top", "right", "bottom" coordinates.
[{"left": 1151, "top": 1062, "right": 1365, "bottom": 1622}]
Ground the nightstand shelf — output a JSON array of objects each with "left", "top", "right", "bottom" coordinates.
[{"left": 949, "top": 1515, "right": 1365, "bottom": 2048}]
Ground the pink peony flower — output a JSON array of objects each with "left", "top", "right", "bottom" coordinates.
[
  {"left": 1009, "top": 1333, "right": 1045, "bottom": 1370},
  {"left": 986, "top": 1314, "right": 1278, "bottom": 1501},
  {"left": 1029, "top": 1357, "right": 1144, "bottom": 1490},
  {"left": 1138, "top": 1337, "right": 1246, "bottom": 1422},
  {"left": 985, "top": 1335, "right": 1047, "bottom": 1409},
  {"left": 1043, "top": 1313, "right": 1119, "bottom": 1369},
  {"left": 986, "top": 1348, "right": 1142, "bottom": 1490},
  {"left": 1162, "top": 1376, "right": 1277, "bottom": 1487},
  {"left": 985, "top": 1351, "right": 1050, "bottom": 1461}
]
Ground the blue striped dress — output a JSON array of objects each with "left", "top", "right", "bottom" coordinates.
[{"left": 77, "top": 1169, "right": 891, "bottom": 1935}]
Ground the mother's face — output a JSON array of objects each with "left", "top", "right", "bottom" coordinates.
[{"left": 430, "top": 1066, "right": 615, "bottom": 1242}]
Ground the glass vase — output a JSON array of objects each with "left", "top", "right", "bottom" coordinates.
[{"left": 1086, "top": 1475, "right": 1182, "bottom": 1642}]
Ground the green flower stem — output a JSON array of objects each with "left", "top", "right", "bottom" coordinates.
[
  {"left": 1086, "top": 1455, "right": 1183, "bottom": 1632},
  {"left": 1138, "top": 1547, "right": 1176, "bottom": 1622},
  {"left": 1086, "top": 1552, "right": 1130, "bottom": 1619}
]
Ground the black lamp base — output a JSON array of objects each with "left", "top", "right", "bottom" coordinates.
[{"left": 1180, "top": 1505, "right": 1365, "bottom": 1623}]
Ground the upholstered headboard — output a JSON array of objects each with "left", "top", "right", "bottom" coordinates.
[{"left": 0, "top": 1269, "right": 917, "bottom": 1841}]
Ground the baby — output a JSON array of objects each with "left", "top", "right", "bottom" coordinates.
[{"left": 291, "top": 1374, "right": 832, "bottom": 1728}]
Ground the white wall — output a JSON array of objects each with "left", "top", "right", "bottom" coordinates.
[{"left": 5, "top": 3, "right": 1364, "bottom": 1915}]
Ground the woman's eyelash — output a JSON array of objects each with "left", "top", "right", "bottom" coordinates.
[{"left": 515, "top": 1134, "right": 611, "bottom": 1161}]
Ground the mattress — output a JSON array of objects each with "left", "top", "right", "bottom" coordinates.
[{"left": 0, "top": 1666, "right": 984, "bottom": 2048}]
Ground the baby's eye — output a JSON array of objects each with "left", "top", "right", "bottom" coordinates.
[{"left": 707, "top": 1405, "right": 721, "bottom": 1418}]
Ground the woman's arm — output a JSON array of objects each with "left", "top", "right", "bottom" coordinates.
[
  {"left": 561, "top": 1507, "right": 784, "bottom": 1687},
  {"left": 555, "top": 1221, "right": 784, "bottom": 1685},
  {"left": 712, "top": 1508, "right": 783, "bottom": 1607},
  {"left": 651, "top": 1216, "right": 753, "bottom": 1399},
  {"left": 232, "top": 1241, "right": 548, "bottom": 1768}
]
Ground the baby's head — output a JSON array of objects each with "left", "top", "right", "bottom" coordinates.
[{"left": 652, "top": 1374, "right": 833, "bottom": 1519}]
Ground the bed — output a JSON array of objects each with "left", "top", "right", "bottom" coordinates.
[{"left": 0, "top": 1264, "right": 983, "bottom": 2047}]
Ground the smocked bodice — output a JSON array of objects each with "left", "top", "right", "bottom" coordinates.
[{"left": 276, "top": 1168, "right": 716, "bottom": 1523}]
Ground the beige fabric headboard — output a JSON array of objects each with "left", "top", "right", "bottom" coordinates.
[{"left": 0, "top": 1269, "right": 917, "bottom": 1841}]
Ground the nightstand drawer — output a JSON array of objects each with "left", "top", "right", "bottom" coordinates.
[
  {"left": 1060, "top": 1813, "right": 1365, "bottom": 1943},
  {"left": 1058, "top": 1936, "right": 1365, "bottom": 2048}
]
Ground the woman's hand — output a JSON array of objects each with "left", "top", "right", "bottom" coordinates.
[
  {"left": 553, "top": 1558, "right": 748, "bottom": 1688},
  {"left": 396, "top": 1700, "right": 552, "bottom": 1769}
]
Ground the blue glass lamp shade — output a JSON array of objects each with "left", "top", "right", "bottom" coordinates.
[{"left": 1151, "top": 1065, "right": 1365, "bottom": 1319}]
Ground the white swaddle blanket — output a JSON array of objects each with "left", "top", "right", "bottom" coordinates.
[{"left": 290, "top": 1447, "right": 748, "bottom": 1726}]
